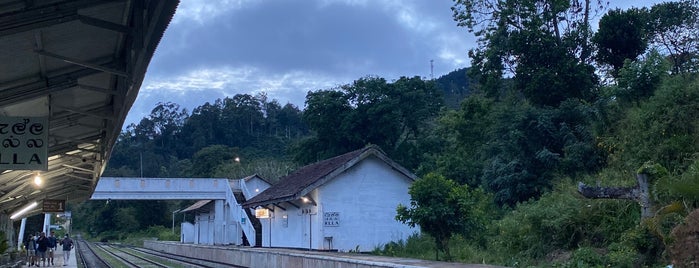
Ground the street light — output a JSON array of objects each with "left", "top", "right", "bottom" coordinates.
[{"left": 172, "top": 209, "right": 181, "bottom": 233}]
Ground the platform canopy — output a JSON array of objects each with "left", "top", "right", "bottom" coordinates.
[{"left": 0, "top": 0, "right": 178, "bottom": 218}]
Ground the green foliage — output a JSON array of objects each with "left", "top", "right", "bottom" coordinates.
[
  {"left": 434, "top": 68, "right": 471, "bottom": 109},
  {"left": 606, "top": 242, "right": 637, "bottom": 268},
  {"left": 611, "top": 75, "right": 699, "bottom": 171},
  {"left": 396, "top": 173, "right": 492, "bottom": 260},
  {"left": 372, "top": 234, "right": 437, "bottom": 260},
  {"left": 452, "top": 0, "right": 601, "bottom": 106},
  {"left": 647, "top": 1, "right": 699, "bottom": 74},
  {"left": 372, "top": 233, "right": 500, "bottom": 264},
  {"left": 428, "top": 94, "right": 494, "bottom": 186},
  {"left": 569, "top": 247, "right": 606, "bottom": 268},
  {"left": 489, "top": 182, "right": 638, "bottom": 262},
  {"left": 614, "top": 50, "right": 670, "bottom": 105},
  {"left": 213, "top": 157, "right": 296, "bottom": 183},
  {"left": 105, "top": 93, "right": 306, "bottom": 179},
  {"left": 481, "top": 99, "right": 604, "bottom": 206},
  {"left": 593, "top": 8, "right": 650, "bottom": 76},
  {"left": 663, "top": 159, "right": 699, "bottom": 205},
  {"left": 636, "top": 161, "right": 669, "bottom": 180},
  {"left": 297, "top": 76, "right": 443, "bottom": 169},
  {"left": 189, "top": 144, "right": 239, "bottom": 177}
]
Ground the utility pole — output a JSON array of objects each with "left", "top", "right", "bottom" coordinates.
[{"left": 430, "top": 59, "right": 434, "bottom": 80}]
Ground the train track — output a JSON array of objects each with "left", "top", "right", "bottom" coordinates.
[
  {"left": 75, "top": 241, "right": 245, "bottom": 268},
  {"left": 75, "top": 239, "right": 112, "bottom": 268}
]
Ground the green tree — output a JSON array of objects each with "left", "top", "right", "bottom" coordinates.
[
  {"left": 593, "top": 8, "right": 650, "bottom": 77},
  {"left": 647, "top": 0, "right": 699, "bottom": 74},
  {"left": 396, "top": 173, "right": 491, "bottom": 261},
  {"left": 189, "top": 145, "right": 239, "bottom": 177},
  {"left": 452, "top": 0, "right": 602, "bottom": 106},
  {"left": 298, "top": 76, "right": 442, "bottom": 169},
  {"left": 178, "top": 101, "right": 224, "bottom": 157},
  {"left": 614, "top": 50, "right": 670, "bottom": 105},
  {"left": 426, "top": 94, "right": 494, "bottom": 186},
  {"left": 611, "top": 75, "right": 699, "bottom": 171}
]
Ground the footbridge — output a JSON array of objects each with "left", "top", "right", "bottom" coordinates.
[{"left": 91, "top": 177, "right": 268, "bottom": 246}]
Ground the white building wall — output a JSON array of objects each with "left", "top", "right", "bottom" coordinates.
[
  {"left": 194, "top": 213, "right": 215, "bottom": 245},
  {"left": 263, "top": 157, "right": 417, "bottom": 251},
  {"left": 318, "top": 157, "right": 417, "bottom": 251},
  {"left": 245, "top": 177, "right": 271, "bottom": 198},
  {"left": 181, "top": 222, "right": 195, "bottom": 243}
]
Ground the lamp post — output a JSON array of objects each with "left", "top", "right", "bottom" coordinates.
[{"left": 172, "top": 209, "right": 180, "bottom": 233}]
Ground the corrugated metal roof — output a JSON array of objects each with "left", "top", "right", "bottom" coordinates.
[
  {"left": 181, "top": 200, "right": 213, "bottom": 213},
  {"left": 0, "top": 0, "right": 179, "bottom": 216}
]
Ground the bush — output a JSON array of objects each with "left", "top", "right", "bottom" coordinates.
[
  {"left": 606, "top": 242, "right": 637, "bottom": 268},
  {"left": 488, "top": 181, "right": 639, "bottom": 265},
  {"left": 372, "top": 234, "right": 436, "bottom": 260},
  {"left": 568, "top": 247, "right": 606, "bottom": 267}
]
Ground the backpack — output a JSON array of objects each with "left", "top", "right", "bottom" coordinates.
[
  {"left": 48, "top": 236, "right": 56, "bottom": 248},
  {"left": 61, "top": 238, "right": 73, "bottom": 250}
]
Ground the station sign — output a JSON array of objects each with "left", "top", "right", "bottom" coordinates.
[
  {"left": 0, "top": 117, "right": 48, "bottom": 170},
  {"left": 43, "top": 199, "right": 66, "bottom": 213},
  {"left": 255, "top": 207, "right": 270, "bottom": 218},
  {"left": 324, "top": 212, "right": 340, "bottom": 227}
]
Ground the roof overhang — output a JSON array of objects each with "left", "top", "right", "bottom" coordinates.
[{"left": 0, "top": 0, "right": 178, "bottom": 218}]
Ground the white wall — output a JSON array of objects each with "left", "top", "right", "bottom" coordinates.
[
  {"left": 194, "top": 213, "right": 214, "bottom": 245},
  {"left": 263, "top": 156, "right": 417, "bottom": 251},
  {"left": 245, "top": 177, "right": 271, "bottom": 198},
  {"left": 181, "top": 222, "right": 195, "bottom": 243}
]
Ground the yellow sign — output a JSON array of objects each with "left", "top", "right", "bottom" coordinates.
[{"left": 255, "top": 208, "right": 270, "bottom": 218}]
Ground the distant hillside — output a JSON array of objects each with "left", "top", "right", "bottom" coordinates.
[{"left": 434, "top": 67, "right": 470, "bottom": 109}]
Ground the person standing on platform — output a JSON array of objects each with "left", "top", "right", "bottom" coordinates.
[
  {"left": 60, "top": 234, "right": 73, "bottom": 266},
  {"left": 25, "top": 234, "right": 36, "bottom": 266},
  {"left": 36, "top": 232, "right": 49, "bottom": 267},
  {"left": 48, "top": 231, "right": 57, "bottom": 266}
]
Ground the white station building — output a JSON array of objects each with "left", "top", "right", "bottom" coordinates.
[
  {"left": 92, "top": 145, "right": 419, "bottom": 251},
  {"left": 243, "top": 145, "right": 419, "bottom": 251}
]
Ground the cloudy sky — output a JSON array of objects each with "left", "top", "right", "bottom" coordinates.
[{"left": 125, "top": 0, "right": 662, "bottom": 125}]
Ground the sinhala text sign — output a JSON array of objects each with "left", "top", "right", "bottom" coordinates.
[
  {"left": 43, "top": 199, "right": 66, "bottom": 213},
  {"left": 0, "top": 117, "right": 48, "bottom": 170},
  {"left": 324, "top": 212, "right": 340, "bottom": 227}
]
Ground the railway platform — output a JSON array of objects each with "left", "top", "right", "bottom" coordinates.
[
  {"left": 20, "top": 249, "right": 77, "bottom": 268},
  {"left": 146, "top": 240, "right": 508, "bottom": 268}
]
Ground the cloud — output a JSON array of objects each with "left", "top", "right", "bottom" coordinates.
[
  {"left": 141, "top": 66, "right": 350, "bottom": 108},
  {"left": 129, "top": 0, "right": 472, "bottom": 125},
  {"left": 172, "top": 0, "right": 254, "bottom": 25}
]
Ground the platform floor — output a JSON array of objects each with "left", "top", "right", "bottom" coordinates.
[
  {"left": 20, "top": 249, "right": 77, "bottom": 268},
  {"left": 148, "top": 241, "right": 509, "bottom": 268}
]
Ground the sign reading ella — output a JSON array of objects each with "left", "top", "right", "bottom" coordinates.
[
  {"left": 324, "top": 212, "right": 340, "bottom": 227},
  {"left": 0, "top": 117, "right": 48, "bottom": 170}
]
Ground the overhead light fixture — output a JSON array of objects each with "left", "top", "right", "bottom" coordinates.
[
  {"left": 33, "top": 173, "right": 42, "bottom": 186},
  {"left": 10, "top": 201, "right": 38, "bottom": 220},
  {"left": 301, "top": 197, "right": 309, "bottom": 203}
]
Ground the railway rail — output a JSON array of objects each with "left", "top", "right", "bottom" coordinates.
[{"left": 75, "top": 239, "right": 245, "bottom": 268}]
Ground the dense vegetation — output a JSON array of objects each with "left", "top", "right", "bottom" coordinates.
[{"left": 73, "top": 0, "right": 699, "bottom": 266}]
